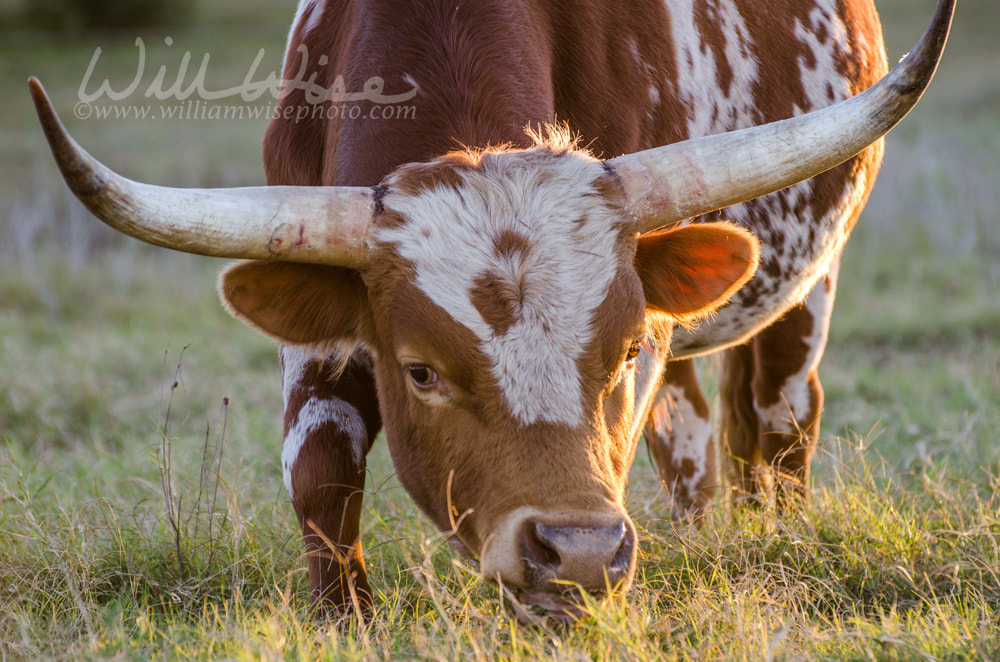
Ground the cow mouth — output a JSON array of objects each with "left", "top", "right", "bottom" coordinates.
[{"left": 501, "top": 585, "right": 594, "bottom": 625}]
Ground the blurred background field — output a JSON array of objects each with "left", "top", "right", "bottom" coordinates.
[{"left": 1, "top": 0, "right": 999, "bottom": 659}]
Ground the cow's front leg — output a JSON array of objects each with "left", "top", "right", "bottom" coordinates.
[
  {"left": 280, "top": 345, "right": 382, "bottom": 618},
  {"left": 644, "top": 358, "right": 717, "bottom": 519},
  {"left": 721, "top": 261, "right": 839, "bottom": 505}
]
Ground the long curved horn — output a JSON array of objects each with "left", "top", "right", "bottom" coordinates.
[
  {"left": 28, "top": 77, "right": 374, "bottom": 269},
  {"left": 609, "top": 0, "right": 954, "bottom": 233}
]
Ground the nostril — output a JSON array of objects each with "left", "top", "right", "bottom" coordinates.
[
  {"left": 607, "top": 524, "right": 634, "bottom": 581},
  {"left": 517, "top": 518, "right": 636, "bottom": 591},
  {"left": 519, "top": 518, "right": 562, "bottom": 585}
]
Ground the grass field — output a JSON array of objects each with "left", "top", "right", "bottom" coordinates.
[{"left": 1, "top": 0, "right": 999, "bottom": 659}]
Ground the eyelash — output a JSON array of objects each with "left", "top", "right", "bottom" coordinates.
[{"left": 625, "top": 340, "right": 641, "bottom": 363}]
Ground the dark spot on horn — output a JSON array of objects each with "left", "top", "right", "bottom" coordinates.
[
  {"left": 372, "top": 184, "right": 388, "bottom": 216},
  {"left": 591, "top": 164, "right": 627, "bottom": 212}
]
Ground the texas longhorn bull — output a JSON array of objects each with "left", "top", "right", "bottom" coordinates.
[{"left": 31, "top": 0, "right": 953, "bottom": 621}]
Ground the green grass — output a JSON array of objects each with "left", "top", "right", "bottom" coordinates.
[{"left": 2, "top": 0, "right": 1000, "bottom": 659}]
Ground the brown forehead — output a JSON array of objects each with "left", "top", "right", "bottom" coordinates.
[{"left": 379, "top": 276, "right": 492, "bottom": 389}]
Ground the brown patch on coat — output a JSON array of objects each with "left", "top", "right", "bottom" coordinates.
[
  {"left": 750, "top": 301, "right": 815, "bottom": 409},
  {"left": 591, "top": 170, "right": 629, "bottom": 212},
  {"left": 492, "top": 229, "right": 533, "bottom": 261},
  {"left": 543, "top": 0, "right": 680, "bottom": 154},
  {"left": 388, "top": 155, "right": 475, "bottom": 196},
  {"left": 470, "top": 271, "right": 522, "bottom": 336}
]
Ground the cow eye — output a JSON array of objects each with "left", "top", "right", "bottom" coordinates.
[
  {"left": 625, "top": 340, "right": 642, "bottom": 363},
  {"left": 408, "top": 364, "right": 439, "bottom": 388}
]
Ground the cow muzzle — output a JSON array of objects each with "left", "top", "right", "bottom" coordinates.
[{"left": 480, "top": 507, "right": 638, "bottom": 621}]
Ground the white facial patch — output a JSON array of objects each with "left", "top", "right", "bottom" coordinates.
[{"left": 376, "top": 149, "right": 624, "bottom": 427}]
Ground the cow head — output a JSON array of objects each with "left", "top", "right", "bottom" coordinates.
[{"left": 219, "top": 134, "right": 757, "bottom": 613}]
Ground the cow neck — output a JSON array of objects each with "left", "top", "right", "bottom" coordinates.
[{"left": 321, "top": 0, "right": 557, "bottom": 187}]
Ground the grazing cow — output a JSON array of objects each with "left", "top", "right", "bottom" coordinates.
[{"left": 31, "top": 0, "right": 952, "bottom": 621}]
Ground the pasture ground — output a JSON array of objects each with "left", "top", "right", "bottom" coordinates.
[{"left": 1, "top": 0, "right": 999, "bottom": 659}]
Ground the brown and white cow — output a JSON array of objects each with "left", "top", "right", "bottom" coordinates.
[{"left": 31, "top": 0, "right": 952, "bottom": 620}]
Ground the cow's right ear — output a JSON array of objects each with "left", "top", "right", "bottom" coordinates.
[{"left": 219, "top": 261, "right": 372, "bottom": 346}]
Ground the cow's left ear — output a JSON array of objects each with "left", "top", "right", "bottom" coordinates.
[
  {"left": 219, "top": 261, "right": 372, "bottom": 346},
  {"left": 635, "top": 222, "right": 759, "bottom": 320}
]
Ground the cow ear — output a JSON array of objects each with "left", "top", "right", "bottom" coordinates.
[
  {"left": 635, "top": 222, "right": 759, "bottom": 320},
  {"left": 219, "top": 261, "right": 371, "bottom": 346}
]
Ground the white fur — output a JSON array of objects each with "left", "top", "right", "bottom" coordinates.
[
  {"left": 402, "top": 73, "right": 420, "bottom": 95},
  {"left": 280, "top": 344, "right": 313, "bottom": 406},
  {"left": 667, "top": 0, "right": 760, "bottom": 137},
  {"left": 648, "top": 85, "right": 661, "bottom": 107},
  {"left": 279, "top": 346, "right": 367, "bottom": 500},
  {"left": 304, "top": 0, "right": 325, "bottom": 34},
  {"left": 793, "top": 1, "right": 853, "bottom": 113},
  {"left": 649, "top": 385, "right": 711, "bottom": 497},
  {"left": 376, "top": 150, "right": 622, "bottom": 427}
]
